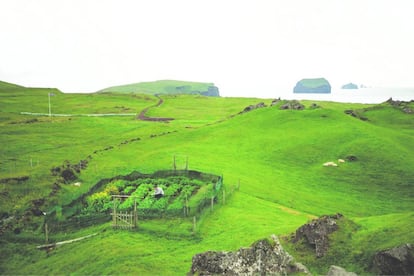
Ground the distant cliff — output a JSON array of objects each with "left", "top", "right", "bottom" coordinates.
[
  {"left": 293, "top": 78, "right": 331, "bottom": 93},
  {"left": 98, "top": 80, "right": 220, "bottom": 97},
  {"left": 341, "top": 83, "right": 358, "bottom": 89}
]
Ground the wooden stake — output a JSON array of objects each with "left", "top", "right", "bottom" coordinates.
[
  {"left": 134, "top": 198, "right": 138, "bottom": 228},
  {"left": 185, "top": 195, "right": 188, "bottom": 216},
  {"left": 193, "top": 216, "right": 196, "bottom": 233},
  {"left": 45, "top": 223, "right": 49, "bottom": 243},
  {"left": 113, "top": 198, "right": 117, "bottom": 227}
]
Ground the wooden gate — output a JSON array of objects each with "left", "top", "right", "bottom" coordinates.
[{"left": 111, "top": 195, "right": 138, "bottom": 229}]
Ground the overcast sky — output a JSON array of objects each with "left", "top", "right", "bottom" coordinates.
[{"left": 1, "top": 0, "right": 413, "bottom": 98}]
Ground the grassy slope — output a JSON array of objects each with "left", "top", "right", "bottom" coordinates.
[
  {"left": 0, "top": 85, "right": 413, "bottom": 275},
  {"left": 98, "top": 80, "right": 214, "bottom": 95},
  {"left": 0, "top": 80, "right": 25, "bottom": 89}
]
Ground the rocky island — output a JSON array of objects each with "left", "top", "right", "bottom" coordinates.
[
  {"left": 293, "top": 78, "right": 331, "bottom": 93},
  {"left": 342, "top": 83, "right": 358, "bottom": 89}
]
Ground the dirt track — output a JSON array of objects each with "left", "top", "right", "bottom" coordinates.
[{"left": 137, "top": 96, "right": 174, "bottom": 122}]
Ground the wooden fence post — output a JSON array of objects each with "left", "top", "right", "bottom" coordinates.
[
  {"left": 193, "top": 216, "right": 196, "bottom": 233},
  {"left": 45, "top": 223, "right": 49, "bottom": 243},
  {"left": 113, "top": 198, "right": 117, "bottom": 227},
  {"left": 211, "top": 196, "right": 214, "bottom": 211},
  {"left": 185, "top": 195, "right": 188, "bottom": 216},
  {"left": 223, "top": 189, "right": 226, "bottom": 205},
  {"left": 134, "top": 197, "right": 138, "bottom": 228}
]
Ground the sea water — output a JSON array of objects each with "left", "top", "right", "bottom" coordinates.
[{"left": 289, "top": 87, "right": 414, "bottom": 104}]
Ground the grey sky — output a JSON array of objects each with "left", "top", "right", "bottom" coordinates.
[{"left": 1, "top": 0, "right": 413, "bottom": 98}]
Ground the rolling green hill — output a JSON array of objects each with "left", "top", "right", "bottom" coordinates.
[
  {"left": 0, "top": 80, "right": 25, "bottom": 90},
  {"left": 0, "top": 83, "right": 413, "bottom": 275},
  {"left": 98, "top": 79, "right": 219, "bottom": 96}
]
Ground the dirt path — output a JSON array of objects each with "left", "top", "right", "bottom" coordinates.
[{"left": 137, "top": 95, "right": 174, "bottom": 122}]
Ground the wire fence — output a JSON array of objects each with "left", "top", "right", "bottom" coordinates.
[{"left": 44, "top": 170, "right": 240, "bottom": 234}]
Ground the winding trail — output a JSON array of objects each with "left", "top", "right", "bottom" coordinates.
[{"left": 137, "top": 95, "right": 174, "bottom": 122}]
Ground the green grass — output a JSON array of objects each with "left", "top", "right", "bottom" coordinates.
[
  {"left": 0, "top": 83, "right": 413, "bottom": 275},
  {"left": 98, "top": 79, "right": 215, "bottom": 95}
]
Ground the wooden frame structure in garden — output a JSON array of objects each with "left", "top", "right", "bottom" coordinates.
[{"left": 111, "top": 195, "right": 138, "bottom": 229}]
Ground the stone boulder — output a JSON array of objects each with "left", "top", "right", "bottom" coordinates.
[
  {"left": 327, "top": 265, "right": 357, "bottom": 276},
  {"left": 239, "top": 102, "right": 267, "bottom": 114},
  {"left": 271, "top": 98, "right": 281, "bottom": 106},
  {"left": 280, "top": 100, "right": 305, "bottom": 110},
  {"left": 189, "top": 235, "right": 310, "bottom": 275},
  {"left": 386, "top": 98, "right": 414, "bottom": 114},
  {"left": 310, "top": 103, "right": 321, "bottom": 109},
  {"left": 293, "top": 213, "right": 343, "bottom": 257},
  {"left": 372, "top": 243, "right": 414, "bottom": 275}
]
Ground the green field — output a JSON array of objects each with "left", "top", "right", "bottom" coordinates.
[
  {"left": 0, "top": 80, "right": 413, "bottom": 275},
  {"left": 98, "top": 79, "right": 215, "bottom": 95}
]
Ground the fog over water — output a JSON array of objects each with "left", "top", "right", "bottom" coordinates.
[
  {"left": 1, "top": 0, "right": 414, "bottom": 101},
  {"left": 279, "top": 87, "right": 414, "bottom": 104}
]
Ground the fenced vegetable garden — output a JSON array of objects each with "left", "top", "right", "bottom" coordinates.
[{"left": 44, "top": 170, "right": 239, "bottom": 233}]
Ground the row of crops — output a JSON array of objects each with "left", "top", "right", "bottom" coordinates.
[{"left": 82, "top": 173, "right": 222, "bottom": 218}]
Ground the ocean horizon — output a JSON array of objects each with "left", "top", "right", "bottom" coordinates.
[{"left": 287, "top": 87, "right": 414, "bottom": 104}]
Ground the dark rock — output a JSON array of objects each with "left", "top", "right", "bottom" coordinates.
[
  {"left": 344, "top": 110, "right": 368, "bottom": 121},
  {"left": 402, "top": 107, "right": 413, "bottom": 114},
  {"left": 61, "top": 168, "right": 77, "bottom": 183},
  {"left": 280, "top": 100, "right": 305, "bottom": 110},
  {"left": 345, "top": 155, "right": 358, "bottom": 162},
  {"left": 310, "top": 103, "right": 321, "bottom": 109},
  {"left": 386, "top": 98, "right": 414, "bottom": 114},
  {"left": 0, "top": 176, "right": 29, "bottom": 184},
  {"left": 293, "top": 78, "right": 331, "bottom": 93},
  {"left": 200, "top": 86, "right": 220, "bottom": 97},
  {"left": 293, "top": 213, "right": 343, "bottom": 257},
  {"left": 372, "top": 243, "right": 414, "bottom": 275},
  {"left": 239, "top": 102, "right": 267, "bottom": 114},
  {"left": 327, "top": 265, "right": 357, "bottom": 276},
  {"left": 189, "top": 235, "right": 310, "bottom": 275},
  {"left": 271, "top": 98, "right": 281, "bottom": 106}
]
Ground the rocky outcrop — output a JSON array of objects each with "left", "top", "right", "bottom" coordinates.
[
  {"left": 386, "top": 98, "right": 414, "bottom": 114},
  {"left": 280, "top": 100, "right": 305, "bottom": 110},
  {"left": 344, "top": 109, "right": 368, "bottom": 121},
  {"left": 372, "top": 243, "right": 414, "bottom": 275},
  {"left": 293, "top": 78, "right": 331, "bottom": 93},
  {"left": 239, "top": 102, "right": 267, "bottom": 114},
  {"left": 293, "top": 213, "right": 343, "bottom": 257},
  {"left": 327, "top": 265, "right": 357, "bottom": 276},
  {"left": 200, "top": 86, "right": 220, "bottom": 97},
  {"left": 189, "top": 235, "right": 310, "bottom": 275},
  {"left": 310, "top": 103, "right": 321, "bottom": 109},
  {"left": 341, "top": 83, "right": 358, "bottom": 89},
  {"left": 271, "top": 98, "right": 281, "bottom": 106}
]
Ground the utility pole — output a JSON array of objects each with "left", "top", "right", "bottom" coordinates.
[{"left": 48, "top": 92, "right": 55, "bottom": 117}]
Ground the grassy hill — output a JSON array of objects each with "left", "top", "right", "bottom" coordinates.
[
  {"left": 0, "top": 83, "right": 413, "bottom": 275},
  {"left": 98, "top": 79, "right": 218, "bottom": 96},
  {"left": 0, "top": 80, "right": 25, "bottom": 90}
]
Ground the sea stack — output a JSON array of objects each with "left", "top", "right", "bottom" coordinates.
[
  {"left": 293, "top": 78, "right": 331, "bottom": 93},
  {"left": 341, "top": 83, "right": 358, "bottom": 89}
]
